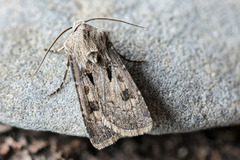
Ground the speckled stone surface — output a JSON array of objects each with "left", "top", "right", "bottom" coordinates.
[{"left": 0, "top": 0, "right": 240, "bottom": 137}]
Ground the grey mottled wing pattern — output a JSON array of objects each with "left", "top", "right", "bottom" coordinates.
[
  {"left": 69, "top": 55, "right": 121, "bottom": 149},
  {"left": 92, "top": 39, "right": 152, "bottom": 136},
  {"left": 104, "top": 40, "right": 152, "bottom": 135},
  {"left": 64, "top": 22, "right": 152, "bottom": 149}
]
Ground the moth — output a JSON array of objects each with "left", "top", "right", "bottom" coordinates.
[{"left": 32, "top": 18, "right": 152, "bottom": 149}]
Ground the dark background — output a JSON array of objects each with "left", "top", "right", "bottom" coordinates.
[{"left": 1, "top": 124, "right": 240, "bottom": 160}]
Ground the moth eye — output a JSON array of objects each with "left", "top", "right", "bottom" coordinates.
[
  {"left": 87, "top": 73, "right": 95, "bottom": 85},
  {"left": 106, "top": 65, "right": 112, "bottom": 82}
]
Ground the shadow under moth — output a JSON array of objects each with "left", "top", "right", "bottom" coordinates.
[{"left": 32, "top": 18, "right": 152, "bottom": 150}]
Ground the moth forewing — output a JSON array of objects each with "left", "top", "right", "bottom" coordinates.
[
  {"left": 103, "top": 44, "right": 153, "bottom": 136},
  {"left": 34, "top": 19, "right": 152, "bottom": 150},
  {"left": 65, "top": 21, "right": 152, "bottom": 148}
]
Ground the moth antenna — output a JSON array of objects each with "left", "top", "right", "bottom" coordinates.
[
  {"left": 31, "top": 26, "right": 72, "bottom": 80},
  {"left": 85, "top": 17, "right": 145, "bottom": 28}
]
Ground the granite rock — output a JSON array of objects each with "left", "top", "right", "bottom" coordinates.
[{"left": 0, "top": 0, "right": 240, "bottom": 137}]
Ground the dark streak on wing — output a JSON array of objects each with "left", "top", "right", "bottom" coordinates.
[
  {"left": 106, "top": 65, "right": 112, "bottom": 81},
  {"left": 86, "top": 72, "right": 95, "bottom": 85}
]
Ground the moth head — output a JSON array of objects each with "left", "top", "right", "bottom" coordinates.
[{"left": 72, "top": 20, "right": 85, "bottom": 31}]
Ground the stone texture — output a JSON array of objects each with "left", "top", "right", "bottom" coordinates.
[{"left": 0, "top": 0, "right": 240, "bottom": 137}]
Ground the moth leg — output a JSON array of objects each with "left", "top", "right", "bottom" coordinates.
[
  {"left": 117, "top": 52, "right": 145, "bottom": 63},
  {"left": 44, "top": 46, "right": 65, "bottom": 54},
  {"left": 48, "top": 56, "right": 70, "bottom": 96}
]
